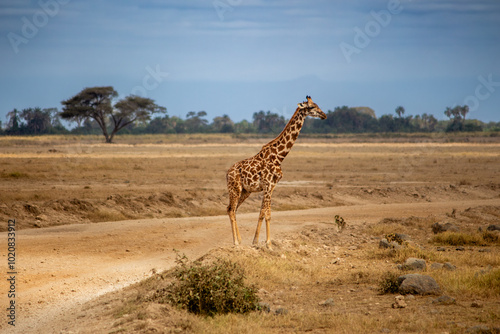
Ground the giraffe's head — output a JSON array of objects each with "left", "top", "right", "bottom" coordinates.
[{"left": 298, "top": 96, "right": 327, "bottom": 119}]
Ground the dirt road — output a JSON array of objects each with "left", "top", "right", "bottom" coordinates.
[{"left": 2, "top": 198, "right": 498, "bottom": 333}]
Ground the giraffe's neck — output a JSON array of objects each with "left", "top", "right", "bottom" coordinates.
[{"left": 264, "top": 108, "right": 305, "bottom": 163}]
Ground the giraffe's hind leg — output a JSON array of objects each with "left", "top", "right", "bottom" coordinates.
[{"left": 237, "top": 188, "right": 251, "bottom": 209}]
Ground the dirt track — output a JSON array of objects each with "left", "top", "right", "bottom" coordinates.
[{"left": 2, "top": 198, "right": 498, "bottom": 333}]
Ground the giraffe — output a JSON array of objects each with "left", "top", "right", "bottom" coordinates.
[{"left": 226, "top": 96, "right": 327, "bottom": 247}]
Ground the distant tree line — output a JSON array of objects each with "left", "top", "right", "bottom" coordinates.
[{"left": 2, "top": 86, "right": 499, "bottom": 142}]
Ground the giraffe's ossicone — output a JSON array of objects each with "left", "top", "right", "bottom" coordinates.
[{"left": 226, "top": 96, "right": 327, "bottom": 247}]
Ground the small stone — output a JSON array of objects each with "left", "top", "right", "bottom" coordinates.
[
  {"left": 392, "top": 295, "right": 407, "bottom": 309},
  {"left": 486, "top": 224, "right": 500, "bottom": 231},
  {"left": 456, "top": 246, "right": 465, "bottom": 251},
  {"left": 437, "top": 247, "right": 447, "bottom": 252},
  {"left": 430, "top": 263, "right": 444, "bottom": 270},
  {"left": 432, "top": 295, "right": 456, "bottom": 305},
  {"left": 389, "top": 242, "right": 401, "bottom": 250},
  {"left": 443, "top": 262, "right": 456, "bottom": 271},
  {"left": 402, "top": 258, "right": 426, "bottom": 271},
  {"left": 379, "top": 238, "right": 390, "bottom": 249},
  {"left": 319, "top": 298, "right": 335, "bottom": 307},
  {"left": 432, "top": 222, "right": 459, "bottom": 234},
  {"left": 470, "top": 301, "right": 483, "bottom": 308}
]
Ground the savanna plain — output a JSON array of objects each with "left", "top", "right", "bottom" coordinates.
[{"left": 0, "top": 133, "right": 499, "bottom": 333}]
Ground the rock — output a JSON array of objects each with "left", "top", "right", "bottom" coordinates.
[
  {"left": 456, "top": 246, "right": 465, "bottom": 251},
  {"left": 402, "top": 258, "right": 426, "bottom": 271},
  {"left": 395, "top": 233, "right": 409, "bottom": 241},
  {"left": 389, "top": 242, "right": 402, "bottom": 250},
  {"left": 398, "top": 274, "right": 441, "bottom": 295},
  {"left": 379, "top": 238, "right": 401, "bottom": 250},
  {"left": 318, "top": 298, "right": 335, "bottom": 307},
  {"left": 443, "top": 262, "right": 456, "bottom": 271},
  {"left": 432, "top": 295, "right": 456, "bottom": 305},
  {"left": 437, "top": 247, "right": 447, "bottom": 252},
  {"left": 486, "top": 224, "right": 500, "bottom": 231},
  {"left": 379, "top": 238, "right": 390, "bottom": 248},
  {"left": 391, "top": 295, "right": 407, "bottom": 309},
  {"left": 430, "top": 263, "right": 444, "bottom": 270},
  {"left": 432, "top": 222, "right": 459, "bottom": 234},
  {"left": 470, "top": 300, "right": 483, "bottom": 308}
]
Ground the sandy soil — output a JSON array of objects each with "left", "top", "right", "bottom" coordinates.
[
  {"left": 0, "top": 136, "right": 499, "bottom": 333},
  {"left": 2, "top": 199, "right": 497, "bottom": 333}
]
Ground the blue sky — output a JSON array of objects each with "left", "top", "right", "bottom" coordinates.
[{"left": 1, "top": 0, "right": 499, "bottom": 126}]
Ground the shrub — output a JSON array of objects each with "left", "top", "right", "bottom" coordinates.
[
  {"left": 157, "top": 255, "right": 259, "bottom": 317},
  {"left": 378, "top": 271, "right": 400, "bottom": 294}
]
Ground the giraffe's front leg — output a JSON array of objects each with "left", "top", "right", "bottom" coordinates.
[
  {"left": 254, "top": 197, "right": 273, "bottom": 249},
  {"left": 253, "top": 180, "right": 278, "bottom": 248}
]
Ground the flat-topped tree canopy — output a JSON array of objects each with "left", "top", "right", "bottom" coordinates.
[{"left": 61, "top": 86, "right": 165, "bottom": 143}]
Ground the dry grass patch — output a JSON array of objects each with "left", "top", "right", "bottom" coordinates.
[
  {"left": 433, "top": 268, "right": 500, "bottom": 298},
  {"left": 430, "top": 231, "right": 499, "bottom": 246}
]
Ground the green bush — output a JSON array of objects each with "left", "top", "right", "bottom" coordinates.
[{"left": 157, "top": 255, "right": 259, "bottom": 317}]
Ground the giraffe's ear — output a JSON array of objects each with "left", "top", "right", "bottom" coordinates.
[{"left": 298, "top": 103, "right": 305, "bottom": 109}]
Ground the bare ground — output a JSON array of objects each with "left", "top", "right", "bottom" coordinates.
[{"left": 0, "top": 134, "right": 499, "bottom": 333}]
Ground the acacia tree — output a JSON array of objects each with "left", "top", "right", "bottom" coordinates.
[
  {"left": 61, "top": 86, "right": 166, "bottom": 143},
  {"left": 185, "top": 111, "right": 208, "bottom": 133}
]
